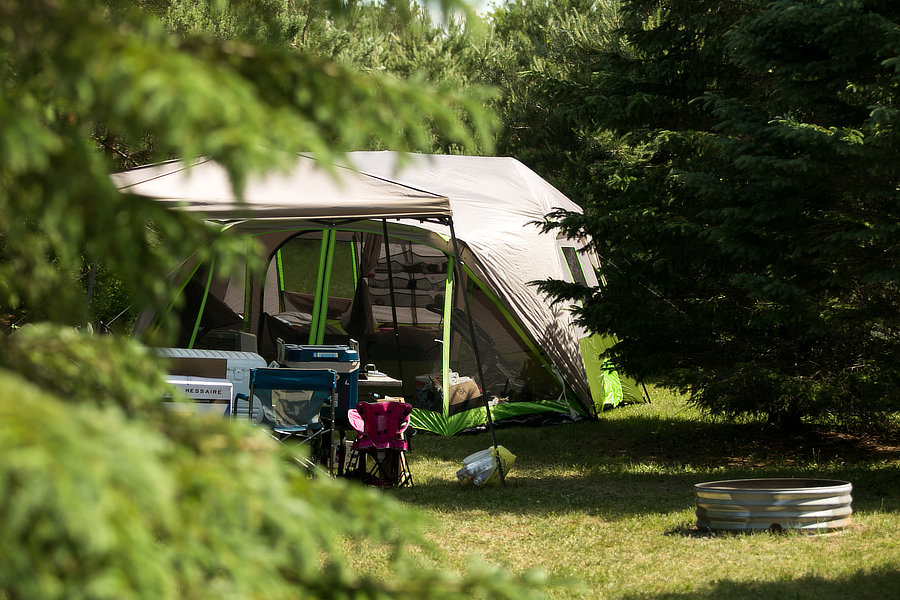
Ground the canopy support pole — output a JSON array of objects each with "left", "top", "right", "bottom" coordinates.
[
  {"left": 448, "top": 219, "right": 504, "bottom": 486},
  {"left": 381, "top": 219, "right": 405, "bottom": 386}
]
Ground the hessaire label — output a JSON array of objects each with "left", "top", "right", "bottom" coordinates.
[{"left": 183, "top": 387, "right": 226, "bottom": 396}]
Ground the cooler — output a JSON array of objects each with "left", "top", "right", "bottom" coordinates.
[
  {"left": 164, "top": 376, "right": 233, "bottom": 417},
  {"left": 277, "top": 343, "right": 360, "bottom": 427},
  {"left": 153, "top": 347, "right": 267, "bottom": 412}
]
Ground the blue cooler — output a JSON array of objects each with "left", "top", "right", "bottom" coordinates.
[{"left": 277, "top": 343, "right": 360, "bottom": 427}]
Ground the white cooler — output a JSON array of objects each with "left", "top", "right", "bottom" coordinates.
[
  {"left": 164, "top": 376, "right": 233, "bottom": 416},
  {"left": 154, "top": 347, "right": 268, "bottom": 414}
]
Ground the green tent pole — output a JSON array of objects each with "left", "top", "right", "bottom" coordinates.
[
  {"left": 188, "top": 259, "right": 215, "bottom": 349},
  {"left": 441, "top": 257, "right": 455, "bottom": 418},
  {"left": 309, "top": 229, "right": 334, "bottom": 344},
  {"left": 314, "top": 229, "right": 337, "bottom": 345},
  {"left": 350, "top": 234, "right": 359, "bottom": 291},
  {"left": 275, "top": 249, "right": 286, "bottom": 313}
]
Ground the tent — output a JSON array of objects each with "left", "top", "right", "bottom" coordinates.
[{"left": 114, "top": 151, "right": 644, "bottom": 435}]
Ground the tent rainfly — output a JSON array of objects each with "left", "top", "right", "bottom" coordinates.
[{"left": 113, "top": 151, "right": 645, "bottom": 436}]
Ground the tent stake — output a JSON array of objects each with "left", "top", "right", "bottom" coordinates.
[{"left": 448, "top": 219, "right": 505, "bottom": 486}]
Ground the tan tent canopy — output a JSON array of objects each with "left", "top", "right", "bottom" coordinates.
[{"left": 111, "top": 154, "right": 451, "bottom": 220}]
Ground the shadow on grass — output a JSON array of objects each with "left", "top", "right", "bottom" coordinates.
[
  {"left": 398, "top": 414, "right": 900, "bottom": 518},
  {"left": 618, "top": 566, "right": 900, "bottom": 600}
]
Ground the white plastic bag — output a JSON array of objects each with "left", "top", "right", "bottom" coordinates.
[{"left": 456, "top": 446, "right": 516, "bottom": 486}]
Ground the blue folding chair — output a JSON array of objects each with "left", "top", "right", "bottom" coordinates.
[{"left": 235, "top": 368, "right": 339, "bottom": 474}]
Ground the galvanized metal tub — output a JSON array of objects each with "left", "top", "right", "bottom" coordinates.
[{"left": 695, "top": 478, "right": 853, "bottom": 532}]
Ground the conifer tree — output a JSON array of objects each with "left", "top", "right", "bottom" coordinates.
[
  {"left": 0, "top": 1, "right": 540, "bottom": 598},
  {"left": 528, "top": 0, "right": 900, "bottom": 426}
]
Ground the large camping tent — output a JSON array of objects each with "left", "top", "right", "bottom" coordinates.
[{"left": 114, "top": 151, "right": 644, "bottom": 435}]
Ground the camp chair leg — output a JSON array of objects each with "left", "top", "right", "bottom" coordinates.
[
  {"left": 396, "top": 450, "right": 413, "bottom": 487},
  {"left": 350, "top": 448, "right": 412, "bottom": 488},
  {"left": 273, "top": 434, "right": 330, "bottom": 476},
  {"left": 334, "top": 432, "right": 353, "bottom": 477}
]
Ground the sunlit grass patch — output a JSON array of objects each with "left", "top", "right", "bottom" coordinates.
[{"left": 350, "top": 389, "right": 900, "bottom": 599}]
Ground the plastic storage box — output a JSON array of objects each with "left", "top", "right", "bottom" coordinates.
[
  {"left": 153, "top": 347, "right": 267, "bottom": 417},
  {"left": 277, "top": 343, "right": 360, "bottom": 427}
]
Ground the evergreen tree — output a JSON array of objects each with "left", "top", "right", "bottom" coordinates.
[
  {"left": 0, "top": 1, "right": 541, "bottom": 598},
  {"left": 290, "top": 0, "right": 497, "bottom": 154},
  {"left": 526, "top": 0, "right": 900, "bottom": 426},
  {"left": 482, "top": 0, "right": 627, "bottom": 186}
]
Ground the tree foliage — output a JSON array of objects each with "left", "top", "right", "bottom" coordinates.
[
  {"left": 0, "top": 0, "right": 543, "bottom": 598},
  {"left": 2, "top": 0, "right": 496, "bottom": 329},
  {"left": 480, "top": 0, "right": 628, "bottom": 188},
  {"left": 287, "top": 0, "right": 497, "bottom": 154},
  {"left": 0, "top": 326, "right": 543, "bottom": 599},
  {"left": 500, "top": 0, "right": 900, "bottom": 426}
]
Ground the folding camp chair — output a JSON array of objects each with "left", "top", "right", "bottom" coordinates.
[
  {"left": 346, "top": 401, "right": 413, "bottom": 487},
  {"left": 236, "top": 367, "right": 339, "bottom": 474}
]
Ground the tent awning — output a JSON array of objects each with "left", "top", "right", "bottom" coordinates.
[{"left": 111, "top": 155, "right": 452, "bottom": 220}]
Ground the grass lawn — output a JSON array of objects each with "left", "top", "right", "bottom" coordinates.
[{"left": 351, "top": 389, "right": 900, "bottom": 599}]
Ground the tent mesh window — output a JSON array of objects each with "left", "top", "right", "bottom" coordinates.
[
  {"left": 361, "top": 238, "right": 447, "bottom": 395},
  {"left": 173, "top": 266, "right": 244, "bottom": 350},
  {"left": 450, "top": 284, "right": 559, "bottom": 410}
]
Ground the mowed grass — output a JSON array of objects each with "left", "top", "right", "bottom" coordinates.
[{"left": 348, "top": 389, "right": 900, "bottom": 599}]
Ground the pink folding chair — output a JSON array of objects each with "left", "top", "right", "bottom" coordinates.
[{"left": 347, "top": 401, "right": 413, "bottom": 487}]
